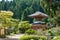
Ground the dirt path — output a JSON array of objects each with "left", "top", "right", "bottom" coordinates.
[
  {"left": 0, "top": 34, "right": 24, "bottom": 40},
  {"left": 0, "top": 38, "right": 18, "bottom": 40}
]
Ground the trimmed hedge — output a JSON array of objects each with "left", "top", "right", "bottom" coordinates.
[
  {"left": 19, "top": 35, "right": 47, "bottom": 40},
  {"left": 19, "top": 35, "right": 40, "bottom": 40},
  {"left": 18, "top": 21, "right": 32, "bottom": 33},
  {"left": 25, "top": 29, "right": 36, "bottom": 34}
]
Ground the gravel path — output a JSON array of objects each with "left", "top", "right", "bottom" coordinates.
[{"left": 0, "top": 34, "right": 24, "bottom": 40}]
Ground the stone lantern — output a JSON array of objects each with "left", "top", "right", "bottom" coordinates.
[
  {"left": 0, "top": 23, "right": 6, "bottom": 38},
  {"left": 28, "top": 11, "right": 48, "bottom": 31}
]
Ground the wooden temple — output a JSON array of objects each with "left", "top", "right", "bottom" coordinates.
[{"left": 28, "top": 11, "right": 48, "bottom": 31}]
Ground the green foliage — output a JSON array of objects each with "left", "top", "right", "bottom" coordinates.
[
  {"left": 0, "top": 0, "right": 60, "bottom": 23},
  {"left": 18, "top": 21, "right": 32, "bottom": 33},
  {"left": 40, "top": 0, "right": 60, "bottom": 25},
  {"left": 0, "top": 11, "right": 19, "bottom": 28},
  {"left": 19, "top": 35, "right": 40, "bottom": 40},
  {"left": 40, "top": 36, "right": 47, "bottom": 40},
  {"left": 19, "top": 35, "right": 47, "bottom": 40},
  {"left": 0, "top": 0, "right": 41, "bottom": 22},
  {"left": 0, "top": 11, "right": 13, "bottom": 18},
  {"left": 52, "top": 36, "right": 60, "bottom": 40},
  {"left": 25, "top": 29, "right": 36, "bottom": 34},
  {"left": 0, "top": 11, "right": 13, "bottom": 28},
  {"left": 45, "top": 27, "right": 60, "bottom": 36},
  {"left": 0, "top": 11, "right": 20, "bottom": 37}
]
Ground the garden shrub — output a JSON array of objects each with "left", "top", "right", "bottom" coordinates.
[
  {"left": 51, "top": 36, "right": 60, "bottom": 40},
  {"left": 40, "top": 36, "right": 47, "bottom": 40},
  {"left": 45, "top": 27, "right": 60, "bottom": 36},
  {"left": 25, "top": 29, "right": 36, "bottom": 34},
  {"left": 18, "top": 21, "right": 32, "bottom": 33},
  {"left": 19, "top": 35, "right": 40, "bottom": 40},
  {"left": 19, "top": 35, "right": 47, "bottom": 40}
]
